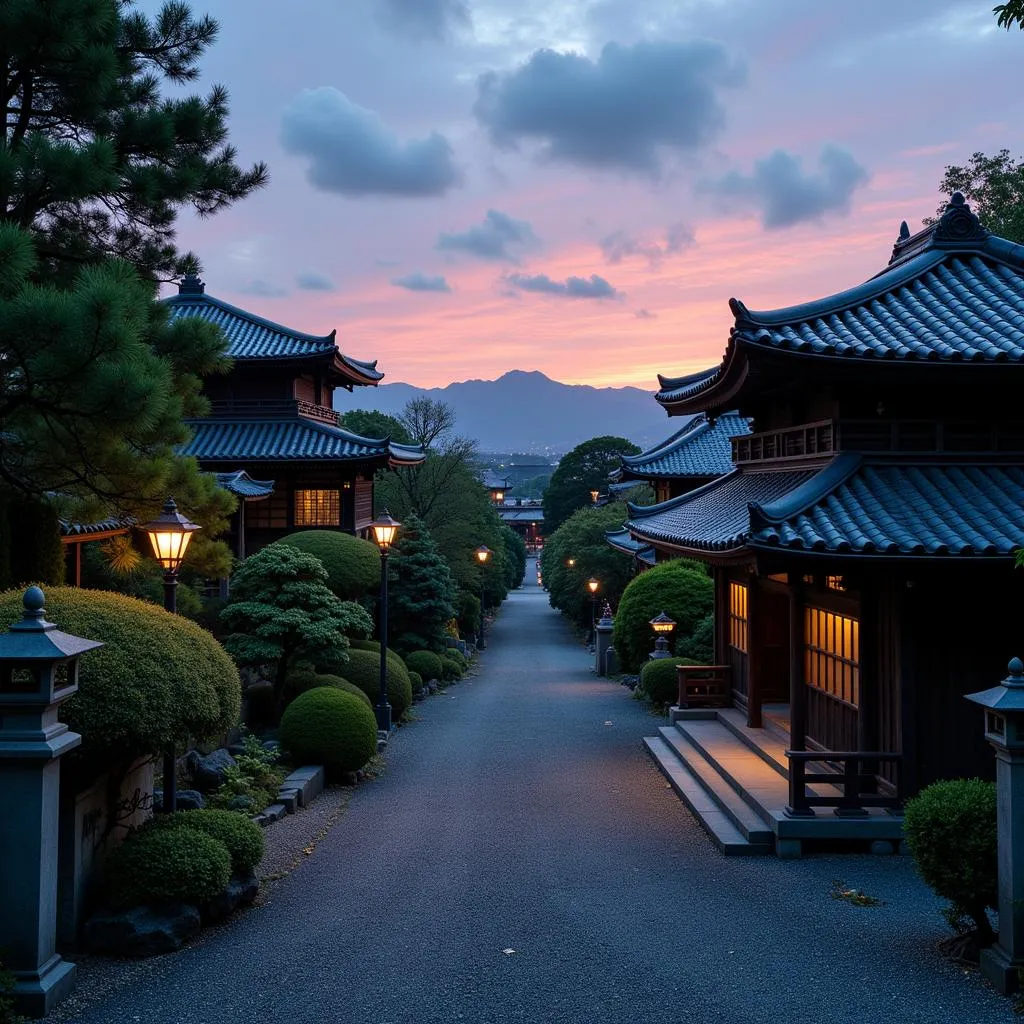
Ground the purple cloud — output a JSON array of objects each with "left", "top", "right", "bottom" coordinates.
[
  {"left": 505, "top": 272, "right": 621, "bottom": 300},
  {"left": 437, "top": 209, "right": 538, "bottom": 263},
  {"left": 392, "top": 272, "right": 452, "bottom": 292}
]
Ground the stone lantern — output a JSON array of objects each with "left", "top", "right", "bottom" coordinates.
[
  {"left": 594, "top": 601, "right": 615, "bottom": 676},
  {"left": 965, "top": 657, "right": 1024, "bottom": 994},
  {"left": 0, "top": 586, "right": 102, "bottom": 1017}
]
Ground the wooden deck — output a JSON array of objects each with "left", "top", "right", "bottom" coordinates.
[{"left": 644, "top": 707, "right": 905, "bottom": 858}]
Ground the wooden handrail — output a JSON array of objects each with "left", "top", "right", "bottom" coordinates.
[
  {"left": 785, "top": 750, "right": 902, "bottom": 819},
  {"left": 676, "top": 664, "right": 732, "bottom": 709}
]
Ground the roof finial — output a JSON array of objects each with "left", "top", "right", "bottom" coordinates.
[
  {"left": 949, "top": 191, "right": 966, "bottom": 209},
  {"left": 933, "top": 191, "right": 987, "bottom": 245},
  {"left": 179, "top": 273, "right": 205, "bottom": 295},
  {"left": 898, "top": 221, "right": 910, "bottom": 241}
]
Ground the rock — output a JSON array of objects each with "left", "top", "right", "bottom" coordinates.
[
  {"left": 263, "top": 803, "right": 287, "bottom": 823},
  {"left": 186, "top": 748, "right": 237, "bottom": 792},
  {"left": 227, "top": 795, "right": 254, "bottom": 812},
  {"left": 175, "top": 790, "right": 205, "bottom": 811},
  {"left": 83, "top": 903, "right": 201, "bottom": 957},
  {"left": 200, "top": 873, "right": 259, "bottom": 923},
  {"left": 262, "top": 739, "right": 280, "bottom": 754},
  {"left": 427, "top": 680, "right": 439, "bottom": 694}
]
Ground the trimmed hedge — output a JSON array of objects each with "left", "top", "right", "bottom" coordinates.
[
  {"left": 155, "top": 809, "right": 265, "bottom": 875},
  {"left": 349, "top": 639, "right": 408, "bottom": 677},
  {"left": 904, "top": 778, "right": 997, "bottom": 941},
  {"left": 274, "top": 530, "right": 380, "bottom": 600},
  {"left": 612, "top": 561, "right": 713, "bottom": 672},
  {"left": 279, "top": 687, "right": 378, "bottom": 775},
  {"left": 440, "top": 656, "right": 463, "bottom": 681},
  {"left": 282, "top": 668, "right": 372, "bottom": 709},
  {"left": 639, "top": 657, "right": 697, "bottom": 707},
  {"left": 405, "top": 650, "right": 443, "bottom": 682},
  {"left": 340, "top": 648, "right": 413, "bottom": 719},
  {"left": 408, "top": 670, "right": 423, "bottom": 693},
  {"left": 105, "top": 825, "right": 231, "bottom": 909},
  {"left": 0, "top": 587, "right": 240, "bottom": 777}
]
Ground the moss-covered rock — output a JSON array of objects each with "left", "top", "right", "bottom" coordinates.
[
  {"left": 274, "top": 530, "right": 381, "bottom": 600},
  {"left": 279, "top": 687, "right": 378, "bottom": 775},
  {"left": 339, "top": 648, "right": 413, "bottom": 719}
]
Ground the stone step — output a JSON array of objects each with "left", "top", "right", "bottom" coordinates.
[
  {"left": 643, "top": 736, "right": 771, "bottom": 856},
  {"left": 715, "top": 708, "right": 790, "bottom": 779},
  {"left": 657, "top": 727, "right": 774, "bottom": 846}
]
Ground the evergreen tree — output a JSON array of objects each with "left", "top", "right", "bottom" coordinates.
[
  {"left": 338, "top": 409, "right": 414, "bottom": 445},
  {"left": 386, "top": 513, "right": 457, "bottom": 654}
]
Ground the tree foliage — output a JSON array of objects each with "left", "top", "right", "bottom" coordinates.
[
  {"left": 994, "top": 1, "right": 1024, "bottom": 30},
  {"left": 274, "top": 530, "right": 381, "bottom": 601},
  {"left": 934, "top": 150, "right": 1024, "bottom": 244},
  {"left": 219, "top": 545, "right": 373, "bottom": 699},
  {"left": 543, "top": 436, "right": 640, "bottom": 534},
  {"left": 338, "top": 409, "right": 413, "bottom": 446}
]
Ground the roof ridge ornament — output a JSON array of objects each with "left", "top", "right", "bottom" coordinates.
[
  {"left": 933, "top": 191, "right": 988, "bottom": 245},
  {"left": 898, "top": 221, "right": 910, "bottom": 241},
  {"left": 179, "top": 273, "right": 205, "bottom": 295}
]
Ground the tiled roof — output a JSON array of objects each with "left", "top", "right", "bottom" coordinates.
[
  {"left": 481, "top": 472, "right": 511, "bottom": 489},
  {"left": 59, "top": 515, "right": 134, "bottom": 537},
  {"left": 656, "top": 195, "right": 1024, "bottom": 411},
  {"left": 750, "top": 455, "right": 1024, "bottom": 557},
  {"left": 164, "top": 277, "right": 383, "bottom": 384},
  {"left": 498, "top": 508, "right": 545, "bottom": 523},
  {"left": 615, "top": 412, "right": 749, "bottom": 480},
  {"left": 605, "top": 527, "right": 656, "bottom": 565},
  {"left": 213, "top": 470, "right": 275, "bottom": 499},
  {"left": 181, "top": 418, "right": 425, "bottom": 466},
  {"left": 627, "top": 470, "right": 816, "bottom": 552}
]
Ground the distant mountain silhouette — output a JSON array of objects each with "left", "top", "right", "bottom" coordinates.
[{"left": 333, "top": 369, "right": 672, "bottom": 454}]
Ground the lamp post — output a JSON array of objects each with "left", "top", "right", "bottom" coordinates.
[
  {"left": 475, "top": 545, "right": 492, "bottom": 649},
  {"left": 587, "top": 577, "right": 599, "bottom": 647},
  {"left": 370, "top": 511, "right": 400, "bottom": 733},
  {"left": 649, "top": 611, "right": 677, "bottom": 660},
  {"left": 139, "top": 497, "right": 200, "bottom": 813}
]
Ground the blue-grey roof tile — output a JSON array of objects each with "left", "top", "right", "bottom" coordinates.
[
  {"left": 213, "top": 470, "right": 275, "bottom": 499},
  {"left": 617, "top": 412, "right": 749, "bottom": 480},
  {"left": 605, "top": 528, "right": 656, "bottom": 564}
]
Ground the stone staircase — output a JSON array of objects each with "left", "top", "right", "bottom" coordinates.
[{"left": 644, "top": 708, "right": 904, "bottom": 858}]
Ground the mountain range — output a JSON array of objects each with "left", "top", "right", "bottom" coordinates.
[{"left": 333, "top": 370, "right": 673, "bottom": 454}]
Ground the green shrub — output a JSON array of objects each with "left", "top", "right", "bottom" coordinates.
[
  {"left": 282, "top": 668, "right": 371, "bottom": 709},
  {"left": 612, "top": 560, "right": 713, "bottom": 672},
  {"left": 339, "top": 648, "right": 413, "bottom": 719},
  {"left": 904, "top": 778, "right": 997, "bottom": 942},
  {"left": 279, "top": 687, "right": 378, "bottom": 775},
  {"left": 405, "top": 650, "right": 443, "bottom": 682},
  {"left": 440, "top": 656, "right": 463, "bottom": 681},
  {"left": 639, "top": 657, "right": 697, "bottom": 707},
  {"left": 676, "top": 611, "right": 714, "bottom": 664},
  {"left": 155, "top": 810, "right": 265, "bottom": 875},
  {"left": 0, "top": 587, "right": 240, "bottom": 779},
  {"left": 455, "top": 590, "right": 481, "bottom": 639},
  {"left": 274, "top": 530, "right": 381, "bottom": 600},
  {"left": 408, "top": 670, "right": 423, "bottom": 693},
  {"left": 349, "top": 639, "right": 408, "bottom": 676},
  {"left": 105, "top": 825, "right": 231, "bottom": 909}
]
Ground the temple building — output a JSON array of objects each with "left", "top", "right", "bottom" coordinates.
[
  {"left": 165, "top": 276, "right": 424, "bottom": 555},
  {"left": 634, "top": 195, "right": 1024, "bottom": 855}
]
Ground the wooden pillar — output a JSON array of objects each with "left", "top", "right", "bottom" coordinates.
[
  {"left": 789, "top": 575, "right": 806, "bottom": 751},
  {"left": 899, "top": 579, "right": 918, "bottom": 798},
  {"left": 74, "top": 543, "right": 82, "bottom": 588},
  {"left": 714, "top": 569, "right": 728, "bottom": 666},
  {"left": 747, "top": 574, "right": 763, "bottom": 728},
  {"left": 237, "top": 501, "right": 246, "bottom": 561},
  {"left": 857, "top": 581, "right": 876, "bottom": 756}
]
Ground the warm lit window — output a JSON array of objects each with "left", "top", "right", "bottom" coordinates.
[
  {"left": 767, "top": 573, "right": 787, "bottom": 583},
  {"left": 804, "top": 606, "right": 859, "bottom": 706},
  {"left": 826, "top": 575, "right": 846, "bottom": 591},
  {"left": 728, "top": 581, "right": 748, "bottom": 653},
  {"left": 295, "top": 489, "right": 340, "bottom": 526}
]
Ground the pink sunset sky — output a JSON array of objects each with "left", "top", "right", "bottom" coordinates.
[{"left": 159, "top": 0, "right": 1023, "bottom": 390}]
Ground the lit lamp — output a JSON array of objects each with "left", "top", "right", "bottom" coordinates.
[
  {"left": 139, "top": 497, "right": 200, "bottom": 814},
  {"left": 567, "top": 557, "right": 576, "bottom": 568},
  {"left": 370, "top": 511, "right": 401, "bottom": 733},
  {"left": 649, "top": 611, "right": 677, "bottom": 660},
  {"left": 590, "top": 489, "right": 600, "bottom": 505},
  {"left": 587, "top": 577, "right": 600, "bottom": 647},
  {"left": 475, "top": 545, "right": 492, "bottom": 649}
]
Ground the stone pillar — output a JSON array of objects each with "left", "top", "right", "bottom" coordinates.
[
  {"left": 0, "top": 587, "right": 101, "bottom": 1018},
  {"left": 966, "top": 657, "right": 1024, "bottom": 994},
  {"left": 594, "top": 603, "right": 614, "bottom": 676}
]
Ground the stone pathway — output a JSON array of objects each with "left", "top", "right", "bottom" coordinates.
[{"left": 53, "top": 560, "right": 1015, "bottom": 1023}]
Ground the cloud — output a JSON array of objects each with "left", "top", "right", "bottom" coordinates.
[
  {"left": 436, "top": 209, "right": 538, "bottom": 263},
  {"left": 296, "top": 271, "right": 336, "bottom": 291},
  {"left": 281, "top": 87, "right": 462, "bottom": 197},
  {"left": 392, "top": 272, "right": 452, "bottom": 292},
  {"left": 634, "top": 308, "right": 657, "bottom": 319},
  {"left": 377, "top": 0, "right": 470, "bottom": 40},
  {"left": 474, "top": 40, "right": 744, "bottom": 174},
  {"left": 599, "top": 222, "right": 695, "bottom": 268},
  {"left": 665, "top": 222, "right": 695, "bottom": 253},
  {"left": 240, "top": 279, "right": 288, "bottom": 298},
  {"left": 702, "top": 145, "right": 869, "bottom": 229},
  {"left": 504, "top": 272, "right": 621, "bottom": 300}
]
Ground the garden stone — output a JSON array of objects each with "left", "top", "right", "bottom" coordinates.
[
  {"left": 263, "top": 803, "right": 287, "bottom": 823},
  {"left": 200, "top": 873, "right": 259, "bottom": 924},
  {"left": 186, "top": 748, "right": 237, "bottom": 792},
  {"left": 228, "top": 795, "right": 254, "bottom": 812},
  {"left": 83, "top": 903, "right": 201, "bottom": 957},
  {"left": 262, "top": 740, "right": 281, "bottom": 754},
  {"left": 176, "top": 789, "right": 205, "bottom": 811}
]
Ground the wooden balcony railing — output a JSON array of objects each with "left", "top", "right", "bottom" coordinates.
[
  {"left": 207, "top": 399, "right": 339, "bottom": 426},
  {"left": 731, "top": 420, "right": 836, "bottom": 466},
  {"left": 676, "top": 664, "right": 732, "bottom": 708},
  {"left": 785, "top": 750, "right": 903, "bottom": 818}
]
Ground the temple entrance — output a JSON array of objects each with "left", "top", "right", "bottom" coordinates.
[{"left": 748, "top": 581, "right": 791, "bottom": 728}]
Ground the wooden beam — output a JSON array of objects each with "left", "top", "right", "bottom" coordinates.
[
  {"left": 747, "top": 575, "right": 763, "bottom": 728},
  {"left": 789, "top": 574, "right": 806, "bottom": 751}
]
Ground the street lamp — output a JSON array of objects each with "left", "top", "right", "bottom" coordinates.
[
  {"left": 370, "top": 511, "right": 401, "bottom": 733},
  {"left": 587, "top": 577, "right": 599, "bottom": 647},
  {"left": 590, "top": 489, "right": 600, "bottom": 505},
  {"left": 475, "top": 545, "right": 492, "bottom": 649},
  {"left": 139, "top": 497, "right": 200, "bottom": 813},
  {"left": 567, "top": 557, "right": 576, "bottom": 568},
  {"left": 649, "top": 611, "right": 677, "bottom": 660}
]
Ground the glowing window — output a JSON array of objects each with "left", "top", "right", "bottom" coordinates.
[
  {"left": 728, "top": 582, "right": 748, "bottom": 653},
  {"left": 826, "top": 575, "right": 846, "bottom": 591},
  {"left": 295, "top": 489, "right": 340, "bottom": 527},
  {"left": 804, "top": 606, "right": 859, "bottom": 707}
]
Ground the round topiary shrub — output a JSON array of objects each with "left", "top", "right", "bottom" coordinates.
[
  {"left": 104, "top": 825, "right": 231, "bottom": 909},
  {"left": 440, "top": 656, "right": 463, "bottom": 681},
  {"left": 349, "top": 639, "right": 408, "bottom": 676},
  {"left": 904, "top": 778, "right": 997, "bottom": 945},
  {"left": 408, "top": 670, "right": 423, "bottom": 693},
  {"left": 639, "top": 657, "right": 697, "bottom": 707},
  {"left": 405, "top": 650, "right": 443, "bottom": 682},
  {"left": 612, "top": 560, "right": 713, "bottom": 673},
  {"left": 282, "top": 668, "right": 371, "bottom": 709},
  {"left": 0, "top": 587, "right": 240, "bottom": 779},
  {"left": 274, "top": 530, "right": 381, "bottom": 600},
  {"left": 156, "top": 809, "right": 265, "bottom": 875},
  {"left": 340, "top": 648, "right": 413, "bottom": 719},
  {"left": 279, "top": 687, "right": 378, "bottom": 775}
]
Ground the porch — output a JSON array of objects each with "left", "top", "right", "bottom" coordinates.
[{"left": 644, "top": 705, "right": 905, "bottom": 858}]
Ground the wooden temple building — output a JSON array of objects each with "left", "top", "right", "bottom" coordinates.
[
  {"left": 166, "top": 275, "right": 424, "bottom": 556},
  {"left": 630, "top": 194, "right": 1024, "bottom": 856}
]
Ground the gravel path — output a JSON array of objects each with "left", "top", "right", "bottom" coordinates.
[{"left": 52, "top": 560, "right": 1016, "bottom": 1023}]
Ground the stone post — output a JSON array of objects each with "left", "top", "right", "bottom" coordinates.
[
  {"left": 966, "top": 657, "right": 1024, "bottom": 994},
  {"left": 594, "top": 602, "right": 614, "bottom": 676},
  {"left": 0, "top": 587, "right": 102, "bottom": 1018}
]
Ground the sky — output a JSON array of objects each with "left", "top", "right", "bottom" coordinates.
[{"left": 157, "top": 0, "right": 1023, "bottom": 390}]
